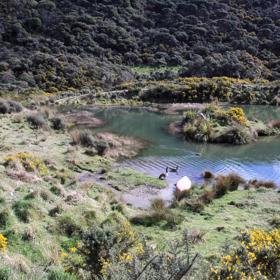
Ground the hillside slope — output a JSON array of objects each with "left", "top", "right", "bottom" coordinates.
[{"left": 0, "top": 0, "right": 280, "bottom": 91}]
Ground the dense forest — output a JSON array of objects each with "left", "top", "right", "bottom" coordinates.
[{"left": 0, "top": 0, "right": 280, "bottom": 91}]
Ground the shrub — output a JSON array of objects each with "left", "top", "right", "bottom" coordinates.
[
  {"left": 76, "top": 218, "right": 199, "bottom": 279},
  {"left": 202, "top": 171, "right": 214, "bottom": 179},
  {"left": 26, "top": 113, "right": 47, "bottom": 128},
  {"left": 245, "top": 179, "right": 277, "bottom": 189},
  {"left": 0, "top": 234, "right": 7, "bottom": 251},
  {"left": 47, "top": 268, "right": 77, "bottom": 280},
  {"left": 0, "top": 266, "right": 10, "bottom": 280},
  {"left": 213, "top": 173, "right": 245, "bottom": 197},
  {"left": 57, "top": 215, "right": 81, "bottom": 236},
  {"left": 211, "top": 229, "right": 280, "bottom": 279},
  {"left": 50, "top": 185, "right": 64, "bottom": 196},
  {"left": 150, "top": 198, "right": 166, "bottom": 212},
  {"left": 184, "top": 198, "right": 205, "bottom": 213},
  {"left": 0, "top": 100, "right": 23, "bottom": 114},
  {"left": 4, "top": 152, "right": 48, "bottom": 175},
  {"left": 213, "top": 178, "right": 229, "bottom": 198},
  {"left": 227, "top": 107, "right": 248, "bottom": 126},
  {"left": 173, "top": 189, "right": 191, "bottom": 201},
  {"left": 200, "top": 190, "right": 215, "bottom": 204},
  {"left": 70, "top": 130, "right": 95, "bottom": 147},
  {"left": 188, "top": 229, "right": 207, "bottom": 244},
  {"left": 12, "top": 200, "right": 34, "bottom": 223},
  {"left": 269, "top": 216, "right": 280, "bottom": 229},
  {"left": 0, "top": 101, "right": 9, "bottom": 114},
  {"left": 49, "top": 206, "right": 63, "bottom": 217},
  {"left": 51, "top": 117, "right": 66, "bottom": 131},
  {"left": 0, "top": 209, "right": 11, "bottom": 228},
  {"left": 130, "top": 199, "right": 182, "bottom": 228},
  {"left": 224, "top": 173, "right": 245, "bottom": 191}
]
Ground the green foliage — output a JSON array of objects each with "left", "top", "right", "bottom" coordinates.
[
  {"left": 211, "top": 229, "right": 280, "bottom": 279},
  {"left": 47, "top": 268, "right": 78, "bottom": 280},
  {"left": 1, "top": 1, "right": 280, "bottom": 91},
  {"left": 12, "top": 200, "right": 34, "bottom": 223},
  {"left": 130, "top": 199, "right": 183, "bottom": 228},
  {"left": 65, "top": 216, "right": 199, "bottom": 279},
  {"left": 70, "top": 130, "right": 95, "bottom": 148},
  {"left": 105, "top": 168, "right": 166, "bottom": 190},
  {"left": 0, "top": 100, "right": 23, "bottom": 114},
  {"left": 26, "top": 113, "right": 47, "bottom": 129},
  {"left": 214, "top": 173, "right": 245, "bottom": 197},
  {"left": 56, "top": 215, "right": 82, "bottom": 237},
  {"left": 0, "top": 266, "right": 10, "bottom": 280},
  {"left": 51, "top": 117, "right": 66, "bottom": 131},
  {"left": 0, "top": 208, "right": 11, "bottom": 228}
]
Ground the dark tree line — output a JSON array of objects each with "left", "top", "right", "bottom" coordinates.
[{"left": 0, "top": 0, "right": 280, "bottom": 91}]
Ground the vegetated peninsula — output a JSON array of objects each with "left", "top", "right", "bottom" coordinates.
[
  {"left": 0, "top": 1, "right": 280, "bottom": 280},
  {"left": 171, "top": 104, "right": 280, "bottom": 144}
]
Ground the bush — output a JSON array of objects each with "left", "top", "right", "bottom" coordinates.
[
  {"left": 57, "top": 215, "right": 81, "bottom": 236},
  {"left": 47, "top": 268, "right": 77, "bottom": 280},
  {"left": 0, "top": 209, "right": 11, "bottom": 228},
  {"left": 0, "top": 266, "right": 10, "bottom": 280},
  {"left": 211, "top": 229, "right": 280, "bottom": 279},
  {"left": 202, "top": 171, "right": 214, "bottom": 179},
  {"left": 4, "top": 152, "right": 48, "bottom": 175},
  {"left": 200, "top": 190, "right": 215, "bottom": 204},
  {"left": 269, "top": 216, "right": 280, "bottom": 229},
  {"left": 51, "top": 117, "right": 66, "bottom": 131},
  {"left": 0, "top": 101, "right": 9, "bottom": 114},
  {"left": 213, "top": 178, "right": 229, "bottom": 198},
  {"left": 184, "top": 198, "right": 205, "bottom": 213},
  {"left": 245, "top": 179, "right": 277, "bottom": 189},
  {"left": 0, "top": 100, "right": 23, "bottom": 114},
  {"left": 70, "top": 130, "right": 95, "bottom": 147},
  {"left": 26, "top": 113, "right": 47, "bottom": 128},
  {"left": 12, "top": 200, "right": 34, "bottom": 223},
  {"left": 76, "top": 218, "right": 199, "bottom": 279},
  {"left": 0, "top": 234, "right": 8, "bottom": 251},
  {"left": 130, "top": 199, "right": 182, "bottom": 228},
  {"left": 213, "top": 173, "right": 245, "bottom": 197}
]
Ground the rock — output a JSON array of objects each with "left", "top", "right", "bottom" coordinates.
[{"left": 176, "top": 176, "right": 192, "bottom": 192}]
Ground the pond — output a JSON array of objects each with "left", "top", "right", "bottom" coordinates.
[{"left": 82, "top": 105, "right": 280, "bottom": 204}]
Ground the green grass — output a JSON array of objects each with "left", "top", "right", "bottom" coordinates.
[
  {"left": 105, "top": 168, "right": 167, "bottom": 190},
  {"left": 134, "top": 189, "right": 280, "bottom": 259}
]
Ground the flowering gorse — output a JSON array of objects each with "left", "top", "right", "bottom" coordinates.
[
  {"left": 211, "top": 229, "right": 280, "bottom": 280},
  {"left": 0, "top": 233, "right": 8, "bottom": 251},
  {"left": 4, "top": 152, "right": 48, "bottom": 175}
]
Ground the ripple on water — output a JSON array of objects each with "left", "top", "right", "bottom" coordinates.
[{"left": 124, "top": 155, "right": 280, "bottom": 187}]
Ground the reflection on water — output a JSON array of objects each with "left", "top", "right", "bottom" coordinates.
[{"left": 85, "top": 106, "right": 280, "bottom": 187}]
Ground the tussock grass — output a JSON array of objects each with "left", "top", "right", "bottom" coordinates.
[
  {"left": 26, "top": 113, "right": 47, "bottom": 129},
  {"left": 70, "top": 130, "right": 95, "bottom": 147}
]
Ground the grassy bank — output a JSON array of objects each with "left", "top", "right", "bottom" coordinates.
[{"left": 0, "top": 100, "right": 279, "bottom": 279}]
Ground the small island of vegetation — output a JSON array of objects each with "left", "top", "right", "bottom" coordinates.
[{"left": 171, "top": 104, "right": 280, "bottom": 145}]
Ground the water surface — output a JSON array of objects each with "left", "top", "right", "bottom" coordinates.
[{"left": 85, "top": 106, "right": 280, "bottom": 203}]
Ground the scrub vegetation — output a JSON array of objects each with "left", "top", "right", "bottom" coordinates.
[
  {"left": 0, "top": 0, "right": 280, "bottom": 279},
  {"left": 0, "top": 100, "right": 279, "bottom": 279}
]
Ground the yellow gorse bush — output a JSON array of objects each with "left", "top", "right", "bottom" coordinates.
[
  {"left": 60, "top": 242, "right": 84, "bottom": 274},
  {"left": 4, "top": 152, "right": 48, "bottom": 175},
  {"left": 211, "top": 229, "right": 280, "bottom": 280},
  {"left": 100, "top": 220, "right": 145, "bottom": 276},
  {"left": 0, "top": 233, "right": 8, "bottom": 251},
  {"left": 227, "top": 107, "right": 248, "bottom": 126}
]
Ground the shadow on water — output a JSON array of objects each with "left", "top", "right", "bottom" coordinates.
[{"left": 83, "top": 106, "right": 280, "bottom": 201}]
